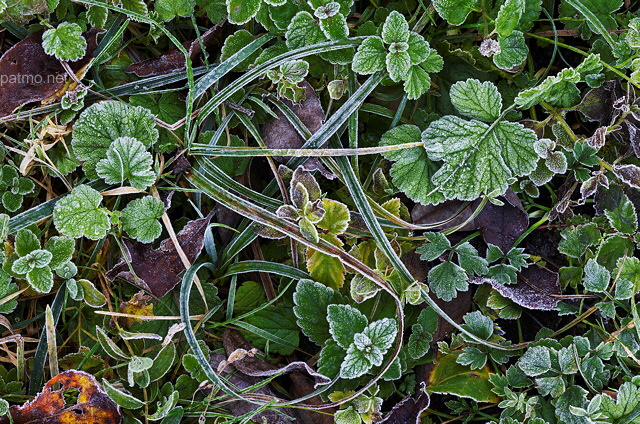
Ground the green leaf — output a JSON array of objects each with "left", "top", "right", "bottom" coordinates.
[
  {"left": 155, "top": 0, "right": 195, "bottom": 21},
  {"left": 432, "top": 0, "right": 477, "bottom": 25},
  {"left": 27, "top": 250, "right": 53, "bottom": 269},
  {"left": 605, "top": 194, "right": 637, "bottom": 235},
  {"left": 72, "top": 102, "right": 158, "bottom": 179},
  {"left": 318, "top": 340, "right": 345, "bottom": 377},
  {"left": 148, "top": 343, "right": 176, "bottom": 382},
  {"left": 352, "top": 36, "right": 386, "bottom": 75},
  {"left": 562, "top": 0, "right": 622, "bottom": 47},
  {"left": 15, "top": 228, "right": 40, "bottom": 257},
  {"left": 96, "top": 326, "right": 130, "bottom": 361},
  {"left": 420, "top": 48, "right": 445, "bottom": 73},
  {"left": 495, "top": 0, "right": 524, "bottom": 37},
  {"left": 427, "top": 351, "right": 500, "bottom": 402},
  {"left": 449, "top": 78, "right": 502, "bottom": 122},
  {"left": 558, "top": 224, "right": 601, "bottom": 259},
  {"left": 406, "top": 32, "right": 429, "bottom": 64},
  {"left": 428, "top": 261, "right": 468, "bottom": 301},
  {"left": 77, "top": 279, "right": 107, "bottom": 307},
  {"left": 403, "top": 65, "right": 432, "bottom": 100},
  {"left": 456, "top": 243, "right": 488, "bottom": 276},
  {"left": 286, "top": 11, "right": 326, "bottom": 50},
  {"left": 147, "top": 390, "right": 179, "bottom": 421},
  {"left": 407, "top": 308, "right": 438, "bottom": 359},
  {"left": 386, "top": 50, "right": 411, "bottom": 82},
  {"left": 201, "top": 133, "right": 250, "bottom": 177},
  {"left": 461, "top": 311, "right": 493, "bottom": 340},
  {"left": 42, "top": 22, "right": 87, "bottom": 61},
  {"left": 26, "top": 266, "right": 54, "bottom": 293},
  {"left": 317, "top": 4, "right": 348, "bottom": 40},
  {"left": 53, "top": 185, "right": 110, "bottom": 240},
  {"left": 240, "top": 302, "right": 300, "bottom": 355},
  {"left": 341, "top": 343, "right": 372, "bottom": 379},
  {"left": 129, "top": 93, "right": 185, "bottom": 153},
  {"left": 493, "top": 31, "right": 528, "bottom": 71},
  {"left": 381, "top": 11, "right": 409, "bottom": 44},
  {"left": 328, "top": 304, "right": 368, "bottom": 349},
  {"left": 226, "top": 0, "right": 261, "bottom": 24},
  {"left": 596, "top": 234, "right": 635, "bottom": 272},
  {"left": 220, "top": 29, "right": 262, "bottom": 71},
  {"left": 583, "top": 258, "right": 610, "bottom": 293},
  {"left": 423, "top": 114, "right": 538, "bottom": 201},
  {"left": 417, "top": 232, "right": 451, "bottom": 261},
  {"left": 86, "top": 5, "right": 108, "bottom": 28},
  {"left": 0, "top": 271, "right": 18, "bottom": 313},
  {"left": 95, "top": 136, "right": 155, "bottom": 190},
  {"left": 380, "top": 125, "right": 445, "bottom": 205},
  {"left": 291, "top": 280, "right": 340, "bottom": 346},
  {"left": 121, "top": 196, "right": 165, "bottom": 244},
  {"left": 102, "top": 379, "right": 145, "bottom": 409},
  {"left": 363, "top": 317, "right": 397, "bottom": 355},
  {"left": 597, "top": 382, "right": 640, "bottom": 423},
  {"left": 518, "top": 345, "right": 552, "bottom": 376},
  {"left": 618, "top": 257, "right": 640, "bottom": 292},
  {"left": 335, "top": 407, "right": 360, "bottom": 424},
  {"left": 458, "top": 346, "right": 488, "bottom": 369},
  {"left": 306, "top": 233, "right": 346, "bottom": 288},
  {"left": 552, "top": 385, "right": 589, "bottom": 424},
  {"left": 43, "top": 236, "right": 74, "bottom": 270}
]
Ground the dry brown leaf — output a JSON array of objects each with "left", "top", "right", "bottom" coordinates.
[
  {"left": 0, "top": 29, "right": 102, "bottom": 118},
  {"left": 0, "top": 370, "right": 121, "bottom": 424}
]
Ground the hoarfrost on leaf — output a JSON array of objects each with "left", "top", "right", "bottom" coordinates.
[
  {"left": 95, "top": 136, "right": 156, "bottom": 190},
  {"left": 53, "top": 185, "right": 110, "bottom": 240}
]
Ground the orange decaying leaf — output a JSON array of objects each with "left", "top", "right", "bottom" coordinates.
[{"left": 0, "top": 370, "right": 121, "bottom": 424}]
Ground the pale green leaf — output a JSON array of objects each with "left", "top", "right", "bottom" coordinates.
[
  {"left": 121, "top": 196, "right": 164, "bottom": 244},
  {"left": 420, "top": 48, "right": 445, "bottom": 73},
  {"left": 407, "top": 308, "right": 438, "bottom": 359},
  {"left": 461, "top": 310, "right": 493, "bottom": 340},
  {"left": 328, "top": 303, "right": 368, "bottom": 349},
  {"left": 386, "top": 50, "right": 410, "bottom": 82},
  {"left": 44, "top": 236, "right": 74, "bottom": 270},
  {"left": 102, "top": 379, "right": 145, "bottom": 409},
  {"left": 95, "top": 136, "right": 155, "bottom": 190},
  {"left": 382, "top": 11, "right": 409, "bottom": 44},
  {"left": 449, "top": 78, "right": 502, "bottom": 122},
  {"left": 495, "top": 0, "right": 524, "bottom": 37},
  {"left": 226, "top": 0, "right": 260, "bottom": 24},
  {"left": 15, "top": 229, "right": 40, "bottom": 257},
  {"left": 42, "top": 22, "right": 87, "bottom": 61},
  {"left": 27, "top": 266, "right": 54, "bottom": 293},
  {"left": 363, "top": 317, "right": 397, "bottom": 354},
  {"left": 422, "top": 115, "right": 538, "bottom": 200},
  {"left": 220, "top": 29, "right": 262, "bottom": 71},
  {"left": 605, "top": 194, "right": 637, "bottom": 235},
  {"left": 318, "top": 340, "right": 345, "bottom": 377},
  {"left": 380, "top": 124, "right": 445, "bottom": 205},
  {"left": 518, "top": 346, "right": 552, "bottom": 376},
  {"left": 316, "top": 199, "right": 350, "bottom": 234},
  {"left": 87, "top": 5, "right": 108, "bottom": 28},
  {"left": 335, "top": 407, "right": 360, "bottom": 424},
  {"left": 403, "top": 65, "right": 432, "bottom": 100},
  {"left": 72, "top": 102, "right": 158, "bottom": 179},
  {"left": 406, "top": 32, "right": 430, "bottom": 65},
  {"left": 341, "top": 343, "right": 372, "bottom": 379},
  {"left": 306, "top": 233, "right": 346, "bottom": 288},
  {"left": 432, "top": 0, "right": 477, "bottom": 25},
  {"left": 428, "top": 261, "right": 468, "bottom": 301},
  {"left": 417, "top": 232, "right": 451, "bottom": 261},
  {"left": 77, "top": 279, "right": 107, "bottom": 307},
  {"left": 493, "top": 31, "right": 528, "bottom": 71},
  {"left": 352, "top": 36, "right": 386, "bottom": 75},
  {"left": 458, "top": 346, "right": 487, "bottom": 369},
  {"left": 53, "top": 185, "right": 110, "bottom": 240},
  {"left": 583, "top": 258, "right": 610, "bottom": 293}
]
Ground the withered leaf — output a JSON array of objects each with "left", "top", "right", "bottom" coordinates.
[
  {"left": 125, "top": 22, "right": 224, "bottom": 77},
  {"left": 412, "top": 190, "right": 528, "bottom": 252},
  {"left": 575, "top": 79, "right": 624, "bottom": 125},
  {"left": 105, "top": 212, "right": 213, "bottom": 298},
  {"left": 0, "top": 29, "right": 103, "bottom": 118},
  {"left": 110, "top": 291, "right": 154, "bottom": 329},
  {"left": 222, "top": 330, "right": 330, "bottom": 388},
  {"left": 261, "top": 81, "right": 332, "bottom": 178},
  {"left": 470, "top": 265, "right": 562, "bottom": 310},
  {"left": 613, "top": 164, "right": 640, "bottom": 189},
  {"left": 0, "top": 370, "right": 121, "bottom": 424},
  {"left": 380, "top": 387, "right": 430, "bottom": 424}
]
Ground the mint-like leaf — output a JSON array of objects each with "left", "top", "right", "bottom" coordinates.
[
  {"left": 494, "top": 31, "right": 528, "bottom": 71},
  {"left": 286, "top": 11, "right": 326, "bottom": 50},
  {"left": 605, "top": 194, "right": 637, "bottom": 235},
  {"left": 432, "top": 0, "right": 476, "bottom": 25},
  {"left": 428, "top": 261, "right": 468, "bottom": 301},
  {"left": 226, "top": 0, "right": 260, "bottom": 24},
  {"left": 449, "top": 78, "right": 502, "bottom": 122},
  {"left": 156, "top": 0, "right": 195, "bottom": 20},
  {"left": 381, "top": 11, "right": 409, "bottom": 44},
  {"left": 328, "top": 304, "right": 368, "bottom": 349},
  {"left": 583, "top": 258, "right": 610, "bottom": 293},
  {"left": 352, "top": 36, "right": 387, "bottom": 74},
  {"left": 95, "top": 136, "right": 155, "bottom": 190},
  {"left": 518, "top": 345, "right": 552, "bottom": 376},
  {"left": 495, "top": 0, "right": 524, "bottom": 37},
  {"left": 380, "top": 125, "right": 444, "bottom": 205},
  {"left": 293, "top": 280, "right": 347, "bottom": 345},
  {"left": 42, "top": 22, "right": 87, "bottom": 61},
  {"left": 121, "top": 196, "right": 165, "bottom": 243},
  {"left": 53, "top": 185, "right": 110, "bottom": 240}
]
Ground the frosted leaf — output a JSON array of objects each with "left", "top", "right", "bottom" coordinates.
[
  {"left": 42, "top": 22, "right": 87, "bottom": 61},
  {"left": 449, "top": 78, "right": 503, "bottom": 122},
  {"left": 95, "top": 136, "right": 155, "bottom": 190},
  {"left": 121, "top": 196, "right": 165, "bottom": 243},
  {"left": 53, "top": 185, "right": 110, "bottom": 240},
  {"left": 381, "top": 11, "right": 409, "bottom": 44}
]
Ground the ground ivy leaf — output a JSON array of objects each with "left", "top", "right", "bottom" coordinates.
[
  {"left": 306, "top": 233, "right": 346, "bottom": 289},
  {"left": 327, "top": 304, "right": 368, "bottom": 349},
  {"left": 428, "top": 261, "right": 468, "bottom": 301},
  {"left": 583, "top": 258, "right": 610, "bottom": 293},
  {"left": 27, "top": 266, "right": 54, "bottom": 293},
  {"left": 403, "top": 65, "right": 432, "bottom": 100},
  {"left": 352, "top": 36, "right": 386, "bottom": 74},
  {"left": 605, "top": 194, "right": 637, "bottom": 234},
  {"left": 495, "top": 0, "right": 524, "bottom": 37},
  {"left": 421, "top": 48, "right": 445, "bottom": 73},
  {"left": 44, "top": 236, "right": 74, "bottom": 270},
  {"left": 53, "top": 185, "right": 110, "bottom": 240},
  {"left": 407, "top": 32, "right": 429, "bottom": 64},
  {"left": 517, "top": 0, "right": 542, "bottom": 31},
  {"left": 42, "top": 22, "right": 87, "bottom": 61},
  {"left": 386, "top": 50, "right": 411, "bottom": 82},
  {"left": 518, "top": 345, "right": 552, "bottom": 376},
  {"left": 363, "top": 318, "right": 397, "bottom": 355},
  {"left": 417, "top": 232, "right": 451, "bottom": 261},
  {"left": 380, "top": 124, "right": 445, "bottom": 205},
  {"left": 95, "top": 136, "right": 155, "bottom": 190},
  {"left": 494, "top": 31, "right": 528, "bottom": 71},
  {"left": 226, "top": 0, "right": 260, "bottom": 24},
  {"left": 381, "top": 11, "right": 409, "bottom": 44},
  {"left": 121, "top": 196, "right": 164, "bottom": 244},
  {"left": 408, "top": 308, "right": 438, "bottom": 359},
  {"left": 294, "top": 280, "right": 347, "bottom": 345},
  {"left": 432, "top": 0, "right": 476, "bottom": 25},
  {"left": 422, "top": 115, "right": 538, "bottom": 201},
  {"left": 318, "top": 340, "right": 345, "bottom": 377},
  {"left": 15, "top": 228, "right": 40, "bottom": 257},
  {"left": 72, "top": 101, "right": 158, "bottom": 179},
  {"left": 449, "top": 78, "right": 502, "bottom": 122},
  {"left": 318, "top": 12, "right": 348, "bottom": 40},
  {"left": 286, "top": 11, "right": 325, "bottom": 50}
]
